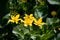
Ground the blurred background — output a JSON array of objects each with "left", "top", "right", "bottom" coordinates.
[{"left": 0, "top": 0, "right": 60, "bottom": 40}]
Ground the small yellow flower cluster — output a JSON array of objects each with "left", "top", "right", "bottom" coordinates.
[{"left": 8, "top": 14, "right": 46, "bottom": 28}]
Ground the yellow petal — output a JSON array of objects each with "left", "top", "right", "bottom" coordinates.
[
  {"left": 20, "top": 19, "right": 24, "bottom": 22},
  {"left": 41, "top": 22, "right": 46, "bottom": 25},
  {"left": 25, "top": 14, "right": 28, "bottom": 17},
  {"left": 38, "top": 18, "right": 42, "bottom": 23},
  {"left": 16, "top": 14, "right": 20, "bottom": 18},
  {"left": 29, "top": 24, "right": 32, "bottom": 26},
  {"left": 39, "top": 25, "right": 42, "bottom": 29},
  {"left": 18, "top": 19, "right": 22, "bottom": 21},
  {"left": 16, "top": 22, "right": 18, "bottom": 24},
  {"left": 8, "top": 19, "right": 14, "bottom": 23},
  {"left": 24, "top": 24, "right": 28, "bottom": 26},
  {"left": 11, "top": 15, "right": 14, "bottom": 20},
  {"left": 24, "top": 14, "right": 28, "bottom": 19},
  {"left": 30, "top": 14, "right": 33, "bottom": 17},
  {"left": 33, "top": 18, "right": 37, "bottom": 22}
]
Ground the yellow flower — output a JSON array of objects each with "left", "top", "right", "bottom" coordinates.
[
  {"left": 34, "top": 18, "right": 46, "bottom": 28},
  {"left": 51, "top": 11, "right": 57, "bottom": 17},
  {"left": 8, "top": 14, "right": 21, "bottom": 24},
  {"left": 23, "top": 14, "right": 35, "bottom": 26},
  {"left": 23, "top": 19, "right": 33, "bottom": 26}
]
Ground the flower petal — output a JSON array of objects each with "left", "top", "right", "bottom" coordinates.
[
  {"left": 16, "top": 22, "right": 18, "bottom": 24},
  {"left": 24, "top": 24, "right": 28, "bottom": 27},
  {"left": 25, "top": 14, "right": 28, "bottom": 17},
  {"left": 8, "top": 19, "right": 14, "bottom": 23},
  {"left": 41, "top": 22, "right": 46, "bottom": 25},
  {"left": 30, "top": 14, "right": 33, "bottom": 17},
  {"left": 29, "top": 24, "right": 32, "bottom": 26},
  {"left": 16, "top": 14, "right": 20, "bottom": 18},
  {"left": 11, "top": 15, "right": 14, "bottom": 20},
  {"left": 38, "top": 18, "right": 42, "bottom": 23}
]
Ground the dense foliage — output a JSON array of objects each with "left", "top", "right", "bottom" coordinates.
[{"left": 0, "top": 0, "right": 60, "bottom": 40}]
